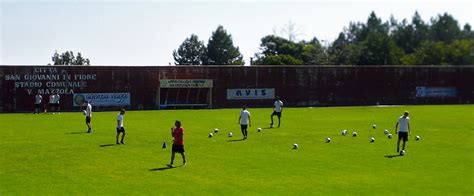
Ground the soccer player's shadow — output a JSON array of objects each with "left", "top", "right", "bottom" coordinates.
[
  {"left": 384, "top": 154, "right": 402, "bottom": 158},
  {"left": 99, "top": 144, "right": 116, "bottom": 147},
  {"left": 68, "top": 131, "right": 88, "bottom": 134},
  {"left": 227, "top": 139, "right": 245, "bottom": 142},
  {"left": 149, "top": 167, "right": 176, "bottom": 171}
]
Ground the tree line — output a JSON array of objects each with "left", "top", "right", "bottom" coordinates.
[
  {"left": 50, "top": 11, "right": 473, "bottom": 66},
  {"left": 173, "top": 26, "right": 244, "bottom": 65},
  {"left": 174, "top": 11, "right": 473, "bottom": 66},
  {"left": 50, "top": 51, "right": 90, "bottom": 66}
]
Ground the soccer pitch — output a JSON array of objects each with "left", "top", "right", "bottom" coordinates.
[{"left": 1, "top": 105, "right": 473, "bottom": 195}]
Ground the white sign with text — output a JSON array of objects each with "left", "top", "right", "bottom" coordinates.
[
  {"left": 4, "top": 67, "right": 97, "bottom": 95},
  {"left": 227, "top": 88, "right": 275, "bottom": 100}
]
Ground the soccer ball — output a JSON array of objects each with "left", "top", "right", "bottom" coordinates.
[
  {"left": 400, "top": 150, "right": 405, "bottom": 156},
  {"left": 372, "top": 124, "right": 376, "bottom": 129},
  {"left": 370, "top": 137, "right": 375, "bottom": 142},
  {"left": 415, "top": 135, "right": 420, "bottom": 140},
  {"left": 214, "top": 128, "right": 219, "bottom": 133},
  {"left": 342, "top": 129, "right": 347, "bottom": 136},
  {"left": 257, "top": 128, "right": 262, "bottom": 132},
  {"left": 208, "top": 133, "right": 213, "bottom": 138},
  {"left": 388, "top": 134, "right": 393, "bottom": 139},
  {"left": 384, "top": 129, "right": 389, "bottom": 135},
  {"left": 293, "top": 143, "right": 299, "bottom": 149},
  {"left": 82, "top": 110, "right": 87, "bottom": 115},
  {"left": 326, "top": 138, "right": 331, "bottom": 143},
  {"left": 352, "top": 132, "right": 358, "bottom": 137},
  {"left": 228, "top": 132, "right": 233, "bottom": 137}
]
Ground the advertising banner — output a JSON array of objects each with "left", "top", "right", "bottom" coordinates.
[
  {"left": 416, "top": 87, "right": 457, "bottom": 97},
  {"left": 227, "top": 88, "right": 275, "bottom": 100},
  {"left": 73, "top": 93, "right": 130, "bottom": 106},
  {"left": 160, "top": 79, "right": 213, "bottom": 88}
]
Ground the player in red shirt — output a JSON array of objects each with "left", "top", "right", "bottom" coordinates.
[{"left": 167, "top": 120, "right": 186, "bottom": 168}]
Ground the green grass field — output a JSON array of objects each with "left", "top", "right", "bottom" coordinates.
[{"left": 1, "top": 105, "right": 473, "bottom": 195}]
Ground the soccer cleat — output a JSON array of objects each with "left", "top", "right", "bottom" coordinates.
[
  {"left": 120, "top": 142, "right": 125, "bottom": 145},
  {"left": 116, "top": 142, "right": 120, "bottom": 145},
  {"left": 167, "top": 164, "right": 174, "bottom": 168},
  {"left": 182, "top": 162, "right": 186, "bottom": 167}
]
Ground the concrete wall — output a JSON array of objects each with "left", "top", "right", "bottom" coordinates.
[{"left": 0, "top": 65, "right": 473, "bottom": 112}]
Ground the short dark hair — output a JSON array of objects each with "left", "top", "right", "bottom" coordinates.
[
  {"left": 84, "top": 100, "right": 88, "bottom": 103},
  {"left": 242, "top": 105, "right": 247, "bottom": 110},
  {"left": 120, "top": 109, "right": 126, "bottom": 114}
]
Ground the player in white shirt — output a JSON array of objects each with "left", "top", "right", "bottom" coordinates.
[
  {"left": 116, "top": 109, "right": 126, "bottom": 144},
  {"left": 54, "top": 93, "right": 61, "bottom": 114},
  {"left": 49, "top": 94, "right": 55, "bottom": 113},
  {"left": 270, "top": 96, "right": 284, "bottom": 128},
  {"left": 34, "top": 93, "right": 42, "bottom": 114},
  {"left": 238, "top": 106, "right": 251, "bottom": 140},
  {"left": 395, "top": 111, "right": 411, "bottom": 153},
  {"left": 83, "top": 101, "right": 93, "bottom": 133}
]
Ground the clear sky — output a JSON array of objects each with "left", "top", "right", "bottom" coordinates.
[{"left": 1, "top": 0, "right": 473, "bottom": 66}]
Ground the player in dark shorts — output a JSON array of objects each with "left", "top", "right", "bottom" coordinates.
[
  {"left": 54, "top": 93, "right": 61, "bottom": 114},
  {"left": 270, "top": 97, "right": 283, "bottom": 128},
  {"left": 271, "top": 111, "right": 281, "bottom": 120},
  {"left": 49, "top": 94, "right": 55, "bottom": 113},
  {"left": 34, "top": 93, "right": 42, "bottom": 114},
  {"left": 83, "top": 101, "right": 93, "bottom": 133},
  {"left": 398, "top": 132, "right": 408, "bottom": 142},
  {"left": 395, "top": 111, "right": 411, "bottom": 153},
  {"left": 116, "top": 109, "right": 126, "bottom": 144},
  {"left": 238, "top": 106, "right": 251, "bottom": 140},
  {"left": 167, "top": 120, "right": 186, "bottom": 168},
  {"left": 35, "top": 103, "right": 41, "bottom": 113},
  {"left": 86, "top": 116, "right": 91, "bottom": 125}
]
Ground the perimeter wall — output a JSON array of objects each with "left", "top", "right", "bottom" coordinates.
[{"left": 0, "top": 65, "right": 472, "bottom": 112}]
